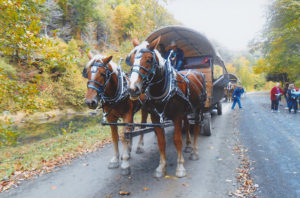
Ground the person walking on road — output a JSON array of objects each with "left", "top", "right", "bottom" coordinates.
[
  {"left": 270, "top": 83, "right": 283, "bottom": 112},
  {"left": 287, "top": 84, "right": 300, "bottom": 114},
  {"left": 231, "top": 86, "right": 244, "bottom": 110},
  {"left": 283, "top": 82, "right": 289, "bottom": 109}
]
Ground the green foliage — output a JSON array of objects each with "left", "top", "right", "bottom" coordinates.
[
  {"left": 0, "top": 124, "right": 19, "bottom": 147},
  {"left": 0, "top": 68, "right": 44, "bottom": 113},
  {"left": 57, "top": 0, "right": 97, "bottom": 38},
  {"left": 0, "top": 0, "right": 47, "bottom": 60},
  {"left": 0, "top": 58, "right": 16, "bottom": 76},
  {"left": 38, "top": 38, "right": 87, "bottom": 109},
  {"left": 254, "top": 0, "right": 300, "bottom": 82}
]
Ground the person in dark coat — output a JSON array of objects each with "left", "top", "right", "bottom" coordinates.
[
  {"left": 231, "top": 86, "right": 244, "bottom": 110},
  {"left": 283, "top": 82, "right": 289, "bottom": 109},
  {"left": 287, "top": 84, "right": 300, "bottom": 114},
  {"left": 270, "top": 83, "right": 283, "bottom": 112},
  {"left": 165, "top": 40, "right": 184, "bottom": 71}
]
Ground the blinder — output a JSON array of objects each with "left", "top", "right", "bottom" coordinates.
[
  {"left": 129, "top": 48, "right": 159, "bottom": 89},
  {"left": 82, "top": 68, "right": 88, "bottom": 78},
  {"left": 86, "top": 61, "right": 114, "bottom": 97}
]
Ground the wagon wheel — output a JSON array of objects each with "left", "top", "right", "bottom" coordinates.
[
  {"left": 217, "top": 102, "right": 222, "bottom": 115},
  {"left": 202, "top": 113, "right": 211, "bottom": 136}
]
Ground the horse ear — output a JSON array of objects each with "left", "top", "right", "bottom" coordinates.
[
  {"left": 103, "top": 56, "right": 113, "bottom": 64},
  {"left": 148, "top": 36, "right": 161, "bottom": 51},
  {"left": 88, "top": 51, "right": 94, "bottom": 60},
  {"left": 132, "top": 38, "right": 140, "bottom": 47}
]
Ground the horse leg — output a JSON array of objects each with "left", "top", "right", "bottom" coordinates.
[
  {"left": 173, "top": 116, "right": 186, "bottom": 178},
  {"left": 136, "top": 107, "right": 148, "bottom": 154},
  {"left": 107, "top": 116, "right": 120, "bottom": 169},
  {"left": 151, "top": 113, "right": 167, "bottom": 178},
  {"left": 183, "top": 116, "right": 192, "bottom": 153},
  {"left": 189, "top": 109, "right": 200, "bottom": 161},
  {"left": 120, "top": 113, "right": 133, "bottom": 175}
]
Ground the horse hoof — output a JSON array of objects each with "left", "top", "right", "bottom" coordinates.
[
  {"left": 136, "top": 147, "right": 144, "bottom": 154},
  {"left": 121, "top": 167, "right": 131, "bottom": 176},
  {"left": 183, "top": 146, "right": 193, "bottom": 153},
  {"left": 153, "top": 170, "right": 165, "bottom": 178},
  {"left": 189, "top": 153, "right": 199, "bottom": 161},
  {"left": 176, "top": 168, "right": 187, "bottom": 178},
  {"left": 108, "top": 161, "right": 119, "bottom": 169}
]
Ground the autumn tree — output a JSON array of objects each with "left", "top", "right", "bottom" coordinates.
[
  {"left": 252, "top": 0, "right": 300, "bottom": 84},
  {"left": 0, "top": 0, "right": 46, "bottom": 62}
]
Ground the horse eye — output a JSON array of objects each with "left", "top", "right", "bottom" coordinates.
[
  {"left": 147, "top": 58, "right": 153, "bottom": 63},
  {"left": 100, "top": 73, "right": 105, "bottom": 77}
]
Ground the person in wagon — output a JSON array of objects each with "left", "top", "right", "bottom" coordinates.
[
  {"left": 165, "top": 40, "right": 184, "bottom": 71},
  {"left": 231, "top": 86, "right": 244, "bottom": 110},
  {"left": 270, "top": 82, "right": 283, "bottom": 112}
]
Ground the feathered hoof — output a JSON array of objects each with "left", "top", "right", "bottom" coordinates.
[
  {"left": 136, "top": 147, "right": 144, "bottom": 154},
  {"left": 183, "top": 146, "right": 193, "bottom": 153},
  {"left": 189, "top": 153, "right": 199, "bottom": 161},
  {"left": 121, "top": 167, "right": 131, "bottom": 176},
  {"left": 153, "top": 169, "right": 166, "bottom": 178},
  {"left": 108, "top": 161, "right": 119, "bottom": 169},
  {"left": 176, "top": 168, "right": 187, "bottom": 178}
]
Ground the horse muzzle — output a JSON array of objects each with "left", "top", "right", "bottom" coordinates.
[
  {"left": 85, "top": 98, "right": 98, "bottom": 109},
  {"left": 128, "top": 87, "right": 141, "bottom": 100}
]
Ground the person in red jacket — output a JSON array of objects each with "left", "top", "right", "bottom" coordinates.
[{"left": 271, "top": 83, "right": 283, "bottom": 112}]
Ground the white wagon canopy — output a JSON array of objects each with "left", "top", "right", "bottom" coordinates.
[{"left": 146, "top": 25, "right": 225, "bottom": 67}]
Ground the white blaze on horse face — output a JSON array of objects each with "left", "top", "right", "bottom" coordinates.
[
  {"left": 129, "top": 57, "right": 142, "bottom": 90},
  {"left": 91, "top": 66, "right": 98, "bottom": 81}
]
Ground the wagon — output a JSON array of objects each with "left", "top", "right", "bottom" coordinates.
[
  {"left": 146, "top": 26, "right": 229, "bottom": 135},
  {"left": 224, "top": 73, "right": 241, "bottom": 102}
]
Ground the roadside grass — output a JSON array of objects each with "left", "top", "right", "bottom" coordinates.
[
  {"left": 0, "top": 111, "right": 146, "bottom": 192},
  {"left": 0, "top": 124, "right": 110, "bottom": 180}
]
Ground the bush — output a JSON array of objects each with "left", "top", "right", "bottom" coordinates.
[{"left": 0, "top": 58, "right": 16, "bottom": 76}]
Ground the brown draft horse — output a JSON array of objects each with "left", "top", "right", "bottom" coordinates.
[
  {"left": 126, "top": 37, "right": 207, "bottom": 178},
  {"left": 84, "top": 52, "right": 148, "bottom": 175}
]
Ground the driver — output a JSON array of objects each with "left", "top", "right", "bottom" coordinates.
[{"left": 165, "top": 40, "right": 184, "bottom": 71}]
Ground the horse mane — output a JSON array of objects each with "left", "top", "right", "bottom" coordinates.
[{"left": 85, "top": 54, "right": 119, "bottom": 75}]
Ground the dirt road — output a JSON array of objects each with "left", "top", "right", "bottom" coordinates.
[{"left": 1, "top": 92, "right": 299, "bottom": 198}]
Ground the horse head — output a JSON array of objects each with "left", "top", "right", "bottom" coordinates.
[
  {"left": 84, "top": 52, "right": 114, "bottom": 109},
  {"left": 126, "top": 36, "right": 164, "bottom": 100}
]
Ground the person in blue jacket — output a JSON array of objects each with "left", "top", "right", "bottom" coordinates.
[
  {"left": 165, "top": 40, "right": 184, "bottom": 71},
  {"left": 231, "top": 86, "right": 244, "bottom": 110}
]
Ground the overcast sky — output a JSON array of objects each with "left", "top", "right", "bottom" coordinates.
[{"left": 167, "top": 0, "right": 270, "bottom": 51}]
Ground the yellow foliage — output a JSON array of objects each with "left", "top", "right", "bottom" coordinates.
[{"left": 226, "top": 63, "right": 236, "bottom": 74}]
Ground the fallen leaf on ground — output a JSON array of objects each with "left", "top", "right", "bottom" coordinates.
[
  {"left": 143, "top": 187, "right": 149, "bottom": 191},
  {"left": 233, "top": 192, "right": 244, "bottom": 197},
  {"left": 82, "top": 163, "right": 88, "bottom": 166},
  {"left": 119, "top": 191, "right": 130, "bottom": 195},
  {"left": 50, "top": 186, "right": 56, "bottom": 190},
  {"left": 164, "top": 175, "right": 178, "bottom": 180},
  {"left": 182, "top": 183, "right": 189, "bottom": 187}
]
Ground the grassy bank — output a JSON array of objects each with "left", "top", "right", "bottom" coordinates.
[
  {"left": 0, "top": 111, "right": 146, "bottom": 192},
  {"left": 0, "top": 123, "right": 110, "bottom": 191}
]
